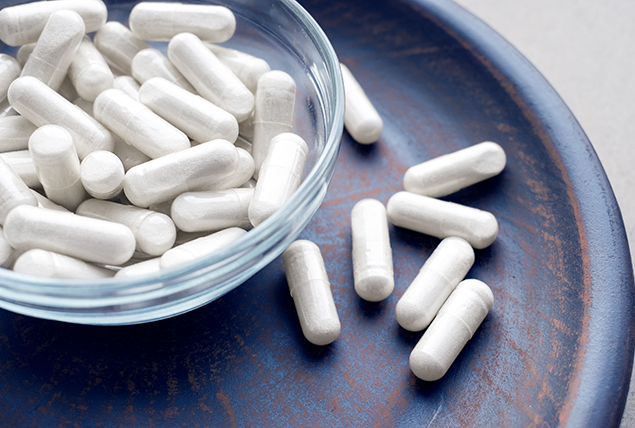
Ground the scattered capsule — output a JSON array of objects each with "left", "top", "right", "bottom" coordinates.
[
  {"left": 0, "top": 150, "right": 40, "bottom": 189},
  {"left": 8, "top": 76, "right": 115, "bottom": 159},
  {"left": 386, "top": 191, "right": 498, "bottom": 249},
  {"left": 171, "top": 188, "right": 253, "bottom": 233},
  {"left": 351, "top": 199, "right": 394, "bottom": 301},
  {"left": 13, "top": 249, "right": 114, "bottom": 279},
  {"left": 4, "top": 205, "right": 136, "bottom": 266},
  {"left": 252, "top": 71, "right": 296, "bottom": 175},
  {"left": 160, "top": 226, "right": 246, "bottom": 269},
  {"left": 248, "top": 132, "right": 307, "bottom": 227},
  {"left": 131, "top": 48, "right": 195, "bottom": 92},
  {"left": 94, "top": 21, "right": 150, "bottom": 75},
  {"left": 396, "top": 237, "right": 474, "bottom": 331},
  {"left": 0, "top": 54, "right": 20, "bottom": 102},
  {"left": 94, "top": 88, "right": 190, "bottom": 159},
  {"left": 68, "top": 36, "right": 114, "bottom": 102},
  {"left": 20, "top": 10, "right": 85, "bottom": 91},
  {"left": 197, "top": 147, "right": 254, "bottom": 192},
  {"left": 129, "top": 2, "right": 235, "bottom": 42},
  {"left": 404, "top": 142, "right": 506, "bottom": 197},
  {"left": 77, "top": 199, "right": 176, "bottom": 256},
  {"left": 113, "top": 75, "right": 141, "bottom": 101},
  {"left": 0, "top": 157, "right": 37, "bottom": 224},
  {"left": 340, "top": 63, "right": 383, "bottom": 144},
  {"left": 139, "top": 77, "right": 238, "bottom": 144},
  {"left": 410, "top": 279, "right": 493, "bottom": 381},
  {"left": 0, "top": 116, "right": 37, "bottom": 152},
  {"left": 80, "top": 150, "right": 125, "bottom": 200},
  {"left": 283, "top": 240, "right": 341, "bottom": 346},
  {"left": 168, "top": 32, "right": 254, "bottom": 122}
]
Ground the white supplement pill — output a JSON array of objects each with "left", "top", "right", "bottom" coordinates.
[
  {"left": 248, "top": 133, "right": 307, "bottom": 227},
  {"left": 4, "top": 205, "right": 135, "bottom": 265},
  {"left": 197, "top": 147, "right": 254, "bottom": 192},
  {"left": 404, "top": 142, "right": 506, "bottom": 197},
  {"left": 0, "top": 116, "right": 37, "bottom": 152},
  {"left": 94, "top": 21, "right": 150, "bottom": 75},
  {"left": 123, "top": 139, "right": 240, "bottom": 207},
  {"left": 77, "top": 199, "right": 176, "bottom": 256},
  {"left": 171, "top": 188, "right": 253, "bottom": 233},
  {"left": 252, "top": 71, "right": 296, "bottom": 175},
  {"left": 13, "top": 249, "right": 114, "bottom": 279},
  {"left": 31, "top": 189, "right": 69, "bottom": 212},
  {"left": 8, "top": 76, "right": 115, "bottom": 159},
  {"left": 282, "top": 240, "right": 341, "bottom": 346},
  {"left": 131, "top": 48, "right": 195, "bottom": 93},
  {"left": 168, "top": 32, "right": 254, "bottom": 122},
  {"left": 115, "top": 257, "right": 161, "bottom": 279},
  {"left": 0, "top": 156, "right": 38, "bottom": 224},
  {"left": 94, "top": 88, "right": 190, "bottom": 159},
  {"left": 20, "top": 10, "right": 85, "bottom": 91},
  {"left": 139, "top": 77, "right": 238, "bottom": 144},
  {"left": 206, "top": 43, "right": 271, "bottom": 93},
  {"left": 0, "top": 226, "right": 17, "bottom": 268},
  {"left": 386, "top": 191, "right": 498, "bottom": 249},
  {"left": 396, "top": 237, "right": 474, "bottom": 331},
  {"left": 340, "top": 63, "right": 383, "bottom": 144},
  {"left": 129, "top": 2, "right": 235, "bottom": 42},
  {"left": 410, "top": 279, "right": 493, "bottom": 381},
  {"left": 113, "top": 75, "right": 141, "bottom": 102},
  {"left": 0, "top": 0, "right": 107, "bottom": 46},
  {"left": 0, "top": 150, "right": 40, "bottom": 189},
  {"left": 0, "top": 54, "right": 20, "bottom": 102},
  {"left": 80, "top": 150, "right": 125, "bottom": 200},
  {"left": 351, "top": 198, "right": 394, "bottom": 302},
  {"left": 160, "top": 226, "right": 246, "bottom": 269},
  {"left": 68, "top": 36, "right": 114, "bottom": 102},
  {"left": 28, "top": 125, "right": 87, "bottom": 211},
  {"left": 112, "top": 136, "right": 150, "bottom": 172}
]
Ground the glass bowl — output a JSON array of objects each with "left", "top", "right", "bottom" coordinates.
[{"left": 0, "top": 0, "right": 344, "bottom": 325}]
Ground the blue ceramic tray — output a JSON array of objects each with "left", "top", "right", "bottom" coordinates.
[{"left": 1, "top": 0, "right": 633, "bottom": 426}]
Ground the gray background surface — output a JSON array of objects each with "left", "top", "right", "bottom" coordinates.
[{"left": 451, "top": 1, "right": 635, "bottom": 425}]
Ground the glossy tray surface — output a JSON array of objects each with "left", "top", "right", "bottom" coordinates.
[{"left": 1, "top": 0, "right": 633, "bottom": 426}]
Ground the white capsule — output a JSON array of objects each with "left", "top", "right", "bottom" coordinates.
[
  {"left": 0, "top": 156, "right": 38, "bottom": 224},
  {"left": 206, "top": 44, "right": 271, "bottom": 93},
  {"left": 112, "top": 136, "right": 151, "bottom": 172},
  {"left": 340, "top": 63, "right": 383, "bottom": 144},
  {"left": 168, "top": 33, "right": 254, "bottom": 122},
  {"left": 94, "top": 88, "right": 190, "bottom": 159},
  {"left": 198, "top": 147, "right": 254, "bottom": 192},
  {"left": 123, "top": 139, "right": 240, "bottom": 207},
  {"left": 80, "top": 150, "right": 124, "bottom": 200},
  {"left": 171, "top": 188, "right": 253, "bottom": 233},
  {"left": 0, "top": 226, "right": 17, "bottom": 268},
  {"left": 13, "top": 249, "right": 114, "bottom": 279},
  {"left": 351, "top": 199, "right": 394, "bottom": 302},
  {"left": 129, "top": 2, "right": 235, "bottom": 42},
  {"left": 139, "top": 77, "right": 238, "bottom": 144},
  {"left": 20, "top": 10, "right": 84, "bottom": 91},
  {"left": 8, "top": 76, "right": 115, "bottom": 159},
  {"left": 131, "top": 48, "right": 195, "bottom": 93},
  {"left": 77, "top": 199, "right": 176, "bottom": 256},
  {"left": 30, "top": 189, "right": 69, "bottom": 212},
  {"left": 114, "top": 257, "right": 161, "bottom": 279},
  {"left": 94, "top": 21, "right": 150, "bottom": 75},
  {"left": 28, "top": 125, "right": 87, "bottom": 211},
  {"left": 113, "top": 76, "right": 141, "bottom": 102},
  {"left": 0, "top": 54, "right": 20, "bottom": 102},
  {"left": 248, "top": 133, "right": 307, "bottom": 227},
  {"left": 252, "top": 71, "right": 296, "bottom": 175},
  {"left": 410, "top": 279, "right": 493, "bottom": 381},
  {"left": 404, "top": 142, "right": 506, "bottom": 197},
  {"left": 4, "top": 205, "right": 135, "bottom": 265},
  {"left": 68, "top": 36, "right": 114, "bottom": 102},
  {"left": 282, "top": 240, "right": 341, "bottom": 346},
  {"left": 0, "top": 116, "right": 37, "bottom": 152},
  {"left": 0, "top": 0, "right": 107, "bottom": 47},
  {"left": 386, "top": 192, "right": 498, "bottom": 249},
  {"left": 0, "top": 150, "right": 40, "bottom": 189},
  {"left": 396, "top": 237, "right": 474, "bottom": 331},
  {"left": 160, "top": 226, "right": 246, "bottom": 269}
]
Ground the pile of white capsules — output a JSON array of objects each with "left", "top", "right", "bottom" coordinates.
[
  {"left": 0, "top": 1, "right": 310, "bottom": 278},
  {"left": 284, "top": 67, "right": 506, "bottom": 382}
]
